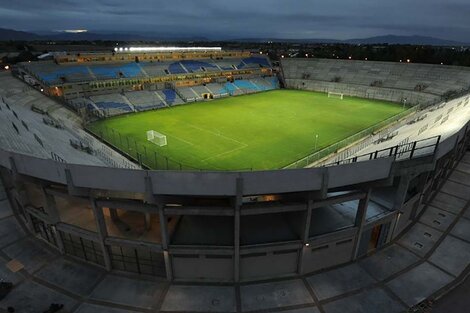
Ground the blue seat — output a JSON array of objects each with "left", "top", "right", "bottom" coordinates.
[
  {"left": 95, "top": 102, "right": 132, "bottom": 111},
  {"left": 39, "top": 66, "right": 90, "bottom": 84},
  {"left": 91, "top": 63, "right": 143, "bottom": 79},
  {"left": 237, "top": 57, "right": 271, "bottom": 69},
  {"left": 168, "top": 63, "right": 187, "bottom": 74},
  {"left": 162, "top": 89, "right": 177, "bottom": 105},
  {"left": 234, "top": 80, "right": 259, "bottom": 91},
  {"left": 179, "top": 60, "right": 218, "bottom": 72}
]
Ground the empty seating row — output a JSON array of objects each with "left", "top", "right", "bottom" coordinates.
[
  {"left": 157, "top": 89, "right": 185, "bottom": 106},
  {"left": 177, "top": 87, "right": 202, "bottom": 101},
  {"left": 282, "top": 58, "right": 470, "bottom": 96},
  {"left": 89, "top": 94, "right": 133, "bottom": 116},
  {"left": 0, "top": 99, "right": 106, "bottom": 165},
  {"left": 205, "top": 83, "right": 229, "bottom": 98},
  {"left": 21, "top": 56, "right": 272, "bottom": 85},
  {"left": 125, "top": 91, "right": 167, "bottom": 111}
]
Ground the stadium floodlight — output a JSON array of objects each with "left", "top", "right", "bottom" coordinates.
[
  {"left": 147, "top": 130, "right": 167, "bottom": 147},
  {"left": 119, "top": 47, "right": 222, "bottom": 53}
]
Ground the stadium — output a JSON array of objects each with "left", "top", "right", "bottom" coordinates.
[{"left": 0, "top": 46, "right": 470, "bottom": 312}]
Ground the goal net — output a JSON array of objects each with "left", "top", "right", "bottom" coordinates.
[
  {"left": 147, "top": 130, "right": 167, "bottom": 146},
  {"left": 328, "top": 92, "right": 344, "bottom": 100}
]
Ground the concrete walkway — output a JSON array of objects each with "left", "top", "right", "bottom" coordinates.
[{"left": 0, "top": 152, "right": 469, "bottom": 313}]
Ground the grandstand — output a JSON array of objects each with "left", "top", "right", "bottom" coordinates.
[
  {"left": 13, "top": 52, "right": 470, "bottom": 170},
  {"left": 0, "top": 72, "right": 139, "bottom": 169},
  {"left": 15, "top": 51, "right": 275, "bottom": 118},
  {"left": 1, "top": 52, "right": 470, "bottom": 313},
  {"left": 18, "top": 56, "right": 273, "bottom": 86},
  {"left": 281, "top": 58, "right": 470, "bottom": 105}
]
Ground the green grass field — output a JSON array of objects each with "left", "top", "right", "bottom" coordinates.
[{"left": 87, "top": 90, "right": 405, "bottom": 170}]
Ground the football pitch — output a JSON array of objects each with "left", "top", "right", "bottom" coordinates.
[{"left": 87, "top": 90, "right": 406, "bottom": 170}]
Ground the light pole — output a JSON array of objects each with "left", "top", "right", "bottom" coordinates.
[
  {"left": 314, "top": 134, "right": 319, "bottom": 151},
  {"left": 403, "top": 98, "right": 407, "bottom": 110}
]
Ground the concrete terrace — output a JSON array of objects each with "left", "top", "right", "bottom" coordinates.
[{"left": 0, "top": 150, "right": 469, "bottom": 313}]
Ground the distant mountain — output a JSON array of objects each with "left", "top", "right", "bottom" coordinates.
[
  {"left": 0, "top": 28, "right": 41, "bottom": 41},
  {"left": 234, "top": 37, "right": 340, "bottom": 44},
  {"left": 235, "top": 35, "right": 469, "bottom": 46},
  {"left": 344, "top": 35, "right": 467, "bottom": 46},
  {"left": 0, "top": 28, "right": 467, "bottom": 46}
]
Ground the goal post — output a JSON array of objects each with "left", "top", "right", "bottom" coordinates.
[
  {"left": 147, "top": 130, "right": 167, "bottom": 146},
  {"left": 328, "top": 92, "right": 344, "bottom": 100}
]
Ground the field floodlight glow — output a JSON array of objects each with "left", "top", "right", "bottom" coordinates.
[
  {"left": 4, "top": 65, "right": 9, "bottom": 70},
  {"left": 115, "top": 47, "right": 222, "bottom": 53}
]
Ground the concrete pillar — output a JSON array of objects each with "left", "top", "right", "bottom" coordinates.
[
  {"left": 42, "top": 186, "right": 60, "bottom": 223},
  {"left": 144, "top": 213, "right": 151, "bottom": 230},
  {"left": 90, "top": 199, "right": 112, "bottom": 271},
  {"left": 393, "top": 175, "right": 410, "bottom": 212},
  {"left": 416, "top": 172, "right": 431, "bottom": 211},
  {"left": 234, "top": 177, "right": 243, "bottom": 283},
  {"left": 297, "top": 197, "right": 313, "bottom": 275},
  {"left": 109, "top": 208, "right": 119, "bottom": 222},
  {"left": 41, "top": 187, "right": 65, "bottom": 253},
  {"left": 158, "top": 205, "right": 173, "bottom": 281},
  {"left": 352, "top": 189, "right": 371, "bottom": 259}
]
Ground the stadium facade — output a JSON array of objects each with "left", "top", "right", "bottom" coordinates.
[{"left": 0, "top": 48, "right": 469, "bottom": 284}]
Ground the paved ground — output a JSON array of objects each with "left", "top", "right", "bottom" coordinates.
[
  {"left": 0, "top": 152, "right": 469, "bottom": 313},
  {"left": 432, "top": 274, "right": 470, "bottom": 313}
]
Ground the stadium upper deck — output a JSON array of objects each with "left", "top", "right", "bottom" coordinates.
[{"left": 15, "top": 50, "right": 274, "bottom": 100}]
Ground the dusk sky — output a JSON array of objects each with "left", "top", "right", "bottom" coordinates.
[{"left": 0, "top": 0, "right": 469, "bottom": 41}]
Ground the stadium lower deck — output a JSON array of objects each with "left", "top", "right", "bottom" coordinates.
[{"left": 88, "top": 90, "right": 405, "bottom": 170}]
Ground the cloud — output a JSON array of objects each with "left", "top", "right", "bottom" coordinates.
[{"left": 0, "top": 0, "right": 468, "bottom": 41}]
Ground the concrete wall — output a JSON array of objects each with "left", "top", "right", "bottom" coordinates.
[{"left": 0, "top": 120, "right": 468, "bottom": 283}]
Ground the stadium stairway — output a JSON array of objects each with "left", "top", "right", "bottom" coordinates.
[
  {"left": 136, "top": 63, "right": 150, "bottom": 77},
  {"left": 1, "top": 150, "right": 469, "bottom": 312},
  {"left": 154, "top": 91, "right": 168, "bottom": 107},
  {"left": 120, "top": 94, "right": 138, "bottom": 112}
]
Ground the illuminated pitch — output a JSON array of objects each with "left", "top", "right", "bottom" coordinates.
[{"left": 88, "top": 90, "right": 405, "bottom": 170}]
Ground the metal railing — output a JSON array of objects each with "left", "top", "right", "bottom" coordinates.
[{"left": 324, "top": 135, "right": 441, "bottom": 166}]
